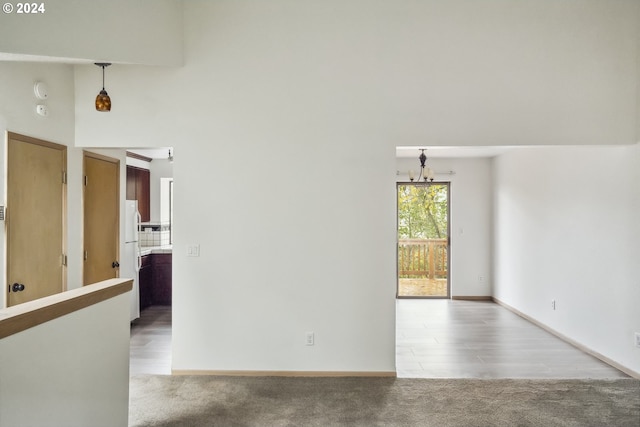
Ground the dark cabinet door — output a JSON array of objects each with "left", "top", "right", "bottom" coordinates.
[
  {"left": 126, "top": 166, "right": 137, "bottom": 200},
  {"left": 126, "top": 166, "right": 151, "bottom": 222},
  {"left": 136, "top": 168, "right": 150, "bottom": 222},
  {"left": 139, "top": 255, "right": 153, "bottom": 310},
  {"left": 153, "top": 254, "right": 172, "bottom": 305}
]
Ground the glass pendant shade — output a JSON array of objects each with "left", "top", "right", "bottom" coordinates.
[
  {"left": 94, "top": 62, "right": 112, "bottom": 112},
  {"left": 95, "top": 89, "right": 111, "bottom": 112}
]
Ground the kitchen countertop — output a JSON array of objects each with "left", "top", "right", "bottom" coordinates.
[{"left": 140, "top": 245, "right": 172, "bottom": 256}]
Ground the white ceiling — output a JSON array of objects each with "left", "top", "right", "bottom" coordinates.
[
  {"left": 128, "top": 148, "right": 174, "bottom": 159},
  {"left": 0, "top": 52, "right": 96, "bottom": 64},
  {"left": 396, "top": 146, "right": 514, "bottom": 158},
  {"left": 128, "top": 146, "right": 511, "bottom": 160},
  {"left": 130, "top": 146, "right": 511, "bottom": 160}
]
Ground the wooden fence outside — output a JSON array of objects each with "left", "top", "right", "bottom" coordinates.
[{"left": 398, "top": 238, "right": 448, "bottom": 279}]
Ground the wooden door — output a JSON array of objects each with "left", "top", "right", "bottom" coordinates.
[
  {"left": 83, "top": 152, "right": 120, "bottom": 286},
  {"left": 7, "top": 133, "right": 66, "bottom": 306}
]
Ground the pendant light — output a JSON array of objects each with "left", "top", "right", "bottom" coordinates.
[{"left": 95, "top": 63, "right": 112, "bottom": 112}]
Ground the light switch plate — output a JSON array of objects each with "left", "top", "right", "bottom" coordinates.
[
  {"left": 305, "top": 332, "right": 314, "bottom": 346},
  {"left": 187, "top": 245, "right": 200, "bottom": 257}
]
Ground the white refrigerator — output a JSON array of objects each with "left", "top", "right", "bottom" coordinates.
[{"left": 123, "top": 200, "right": 142, "bottom": 321}]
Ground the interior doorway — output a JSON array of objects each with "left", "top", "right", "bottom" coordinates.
[
  {"left": 397, "top": 182, "right": 450, "bottom": 298},
  {"left": 125, "top": 147, "right": 174, "bottom": 374}
]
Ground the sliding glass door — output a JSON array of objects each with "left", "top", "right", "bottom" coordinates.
[{"left": 397, "top": 182, "right": 450, "bottom": 298}]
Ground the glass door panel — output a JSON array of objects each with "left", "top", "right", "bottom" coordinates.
[{"left": 397, "top": 182, "right": 450, "bottom": 298}]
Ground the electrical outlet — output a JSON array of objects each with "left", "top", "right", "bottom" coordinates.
[
  {"left": 305, "top": 332, "right": 314, "bottom": 346},
  {"left": 478, "top": 275, "right": 485, "bottom": 283},
  {"left": 635, "top": 332, "right": 640, "bottom": 348},
  {"left": 551, "top": 300, "right": 556, "bottom": 310}
]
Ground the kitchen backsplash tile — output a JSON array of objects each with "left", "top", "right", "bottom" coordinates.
[{"left": 140, "top": 226, "right": 171, "bottom": 247}]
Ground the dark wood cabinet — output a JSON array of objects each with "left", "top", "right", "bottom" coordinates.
[
  {"left": 126, "top": 167, "right": 136, "bottom": 200},
  {"left": 137, "top": 169, "right": 150, "bottom": 221},
  {"left": 138, "top": 253, "right": 172, "bottom": 311},
  {"left": 138, "top": 255, "right": 153, "bottom": 310},
  {"left": 152, "top": 254, "right": 172, "bottom": 305},
  {"left": 126, "top": 166, "right": 150, "bottom": 222}
]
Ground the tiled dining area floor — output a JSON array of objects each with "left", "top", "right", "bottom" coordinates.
[{"left": 129, "top": 300, "right": 629, "bottom": 379}]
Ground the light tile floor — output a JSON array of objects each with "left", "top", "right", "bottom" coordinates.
[
  {"left": 396, "top": 299, "right": 629, "bottom": 379},
  {"left": 129, "top": 300, "right": 629, "bottom": 379}
]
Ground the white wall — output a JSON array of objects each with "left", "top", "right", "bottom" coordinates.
[
  {"left": 0, "top": 62, "right": 85, "bottom": 303},
  {"left": 0, "top": 0, "right": 183, "bottom": 66},
  {"left": 0, "top": 287, "right": 131, "bottom": 427},
  {"left": 126, "top": 156, "right": 150, "bottom": 170},
  {"left": 0, "top": 63, "right": 133, "bottom": 303},
  {"left": 66, "top": 0, "right": 639, "bottom": 373},
  {"left": 73, "top": 0, "right": 639, "bottom": 149},
  {"left": 493, "top": 145, "right": 640, "bottom": 375},
  {"left": 396, "top": 157, "right": 493, "bottom": 297},
  {"left": 149, "top": 158, "right": 173, "bottom": 223}
]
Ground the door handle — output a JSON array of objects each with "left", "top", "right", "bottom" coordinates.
[
  {"left": 112, "top": 261, "right": 120, "bottom": 268},
  {"left": 12, "top": 283, "right": 25, "bottom": 292}
]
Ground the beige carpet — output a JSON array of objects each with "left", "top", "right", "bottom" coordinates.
[{"left": 129, "top": 375, "right": 640, "bottom": 426}]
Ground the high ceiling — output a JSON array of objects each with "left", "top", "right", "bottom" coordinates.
[
  {"left": 396, "top": 146, "right": 513, "bottom": 158},
  {"left": 128, "top": 146, "right": 512, "bottom": 160},
  {"left": 128, "top": 148, "right": 174, "bottom": 160}
]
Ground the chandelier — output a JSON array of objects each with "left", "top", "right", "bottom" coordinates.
[{"left": 409, "top": 149, "right": 434, "bottom": 182}]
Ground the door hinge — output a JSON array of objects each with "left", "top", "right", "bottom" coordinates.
[
  {"left": 62, "top": 254, "right": 67, "bottom": 266},
  {"left": 62, "top": 171, "right": 67, "bottom": 184},
  {"left": 84, "top": 175, "right": 88, "bottom": 186},
  {"left": 84, "top": 250, "right": 88, "bottom": 261}
]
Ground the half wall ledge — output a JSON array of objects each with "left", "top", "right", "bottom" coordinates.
[{"left": 0, "top": 278, "right": 133, "bottom": 339}]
